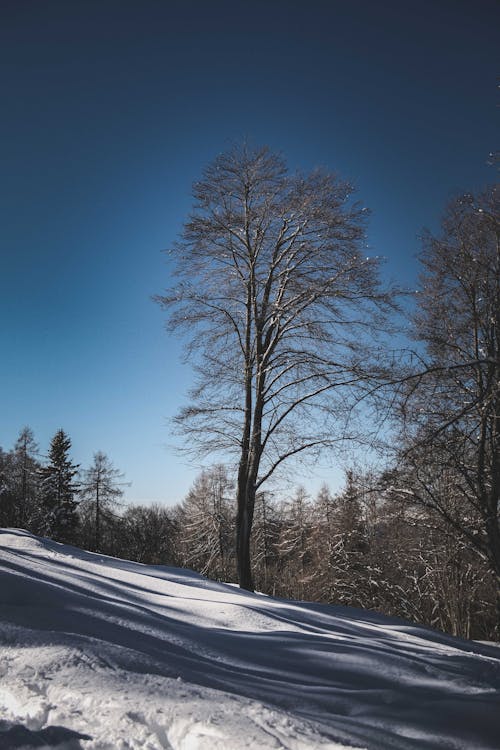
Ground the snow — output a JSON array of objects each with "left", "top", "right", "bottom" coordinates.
[{"left": 1, "top": 529, "right": 499, "bottom": 750}]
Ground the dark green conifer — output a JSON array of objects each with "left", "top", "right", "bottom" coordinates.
[{"left": 40, "top": 429, "right": 79, "bottom": 543}]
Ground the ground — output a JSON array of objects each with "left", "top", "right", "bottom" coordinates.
[{"left": 1, "top": 529, "right": 499, "bottom": 750}]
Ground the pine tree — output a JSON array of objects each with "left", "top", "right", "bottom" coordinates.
[
  {"left": 308, "top": 484, "right": 337, "bottom": 602},
  {"left": 40, "top": 429, "right": 79, "bottom": 543}
]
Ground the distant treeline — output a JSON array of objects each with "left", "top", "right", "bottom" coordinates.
[{"left": 1, "top": 430, "right": 496, "bottom": 641}]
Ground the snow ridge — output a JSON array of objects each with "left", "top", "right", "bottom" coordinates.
[{"left": 1, "top": 529, "right": 499, "bottom": 749}]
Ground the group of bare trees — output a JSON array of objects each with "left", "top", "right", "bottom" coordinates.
[
  {"left": 156, "top": 144, "right": 499, "bottom": 633},
  {"left": 2, "top": 433, "right": 496, "bottom": 638},
  {"left": 49, "top": 462, "right": 491, "bottom": 639},
  {"left": 385, "top": 188, "right": 500, "bottom": 627},
  {"left": 168, "top": 465, "right": 497, "bottom": 639}
]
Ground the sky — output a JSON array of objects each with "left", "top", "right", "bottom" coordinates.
[{"left": 0, "top": 0, "right": 498, "bottom": 506}]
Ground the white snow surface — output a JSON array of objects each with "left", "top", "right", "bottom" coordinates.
[{"left": 0, "top": 529, "right": 499, "bottom": 750}]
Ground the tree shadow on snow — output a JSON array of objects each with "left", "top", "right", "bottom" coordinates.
[
  {"left": 2, "top": 532, "right": 500, "bottom": 750},
  {"left": 0, "top": 720, "right": 91, "bottom": 749}
]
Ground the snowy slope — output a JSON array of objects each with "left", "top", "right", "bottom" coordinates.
[{"left": 0, "top": 529, "right": 499, "bottom": 750}]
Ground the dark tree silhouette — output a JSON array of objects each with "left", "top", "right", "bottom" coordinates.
[
  {"left": 157, "top": 143, "right": 394, "bottom": 590},
  {"left": 388, "top": 186, "right": 500, "bottom": 631},
  {"left": 40, "top": 429, "right": 79, "bottom": 543}
]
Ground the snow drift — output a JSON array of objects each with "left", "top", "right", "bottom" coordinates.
[{"left": 0, "top": 529, "right": 499, "bottom": 750}]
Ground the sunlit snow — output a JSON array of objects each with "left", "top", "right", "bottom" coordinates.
[{"left": 1, "top": 529, "right": 499, "bottom": 749}]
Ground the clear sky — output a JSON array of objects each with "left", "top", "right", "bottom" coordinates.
[{"left": 1, "top": 0, "right": 498, "bottom": 505}]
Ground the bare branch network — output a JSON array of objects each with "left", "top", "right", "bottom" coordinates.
[
  {"left": 156, "top": 146, "right": 395, "bottom": 472},
  {"left": 156, "top": 143, "right": 397, "bottom": 589}
]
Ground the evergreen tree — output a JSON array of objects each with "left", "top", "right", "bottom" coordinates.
[
  {"left": 335, "top": 470, "right": 367, "bottom": 554},
  {"left": 40, "top": 429, "right": 79, "bottom": 543}
]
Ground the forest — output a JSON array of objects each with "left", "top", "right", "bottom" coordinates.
[
  {"left": 0, "top": 432, "right": 497, "bottom": 642},
  {"left": 1, "top": 146, "right": 498, "bottom": 642}
]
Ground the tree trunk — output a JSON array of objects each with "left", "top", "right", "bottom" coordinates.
[
  {"left": 95, "top": 478, "right": 100, "bottom": 552},
  {"left": 236, "top": 474, "right": 255, "bottom": 591}
]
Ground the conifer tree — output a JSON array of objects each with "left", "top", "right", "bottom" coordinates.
[{"left": 40, "top": 429, "right": 79, "bottom": 543}]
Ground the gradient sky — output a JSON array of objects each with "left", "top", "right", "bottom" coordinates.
[{"left": 1, "top": 0, "right": 498, "bottom": 505}]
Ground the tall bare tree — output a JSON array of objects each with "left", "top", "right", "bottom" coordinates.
[
  {"left": 157, "top": 144, "right": 393, "bottom": 590},
  {"left": 79, "top": 451, "right": 125, "bottom": 551},
  {"left": 388, "top": 186, "right": 500, "bottom": 629}
]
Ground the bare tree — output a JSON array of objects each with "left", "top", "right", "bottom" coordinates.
[
  {"left": 388, "top": 186, "right": 500, "bottom": 629},
  {"left": 251, "top": 490, "right": 281, "bottom": 594},
  {"left": 176, "top": 465, "right": 235, "bottom": 580},
  {"left": 274, "top": 487, "right": 314, "bottom": 599},
  {"left": 79, "top": 451, "right": 126, "bottom": 551},
  {"left": 120, "top": 503, "right": 178, "bottom": 565},
  {"left": 156, "top": 143, "right": 394, "bottom": 590},
  {"left": 11, "top": 427, "right": 40, "bottom": 528}
]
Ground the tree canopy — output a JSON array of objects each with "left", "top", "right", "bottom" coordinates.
[{"left": 157, "top": 143, "right": 394, "bottom": 589}]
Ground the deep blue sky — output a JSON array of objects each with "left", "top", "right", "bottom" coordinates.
[{"left": 1, "top": 0, "right": 498, "bottom": 504}]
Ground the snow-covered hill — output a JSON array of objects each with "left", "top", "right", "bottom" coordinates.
[{"left": 0, "top": 529, "right": 499, "bottom": 750}]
